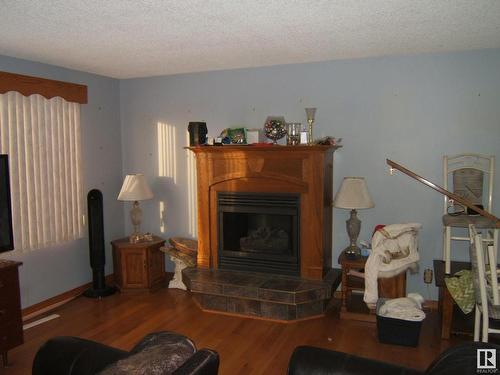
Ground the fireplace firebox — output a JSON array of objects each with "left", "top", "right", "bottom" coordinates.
[{"left": 218, "top": 192, "right": 300, "bottom": 276}]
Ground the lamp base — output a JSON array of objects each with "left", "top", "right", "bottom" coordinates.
[
  {"left": 343, "top": 245, "right": 361, "bottom": 259},
  {"left": 129, "top": 233, "right": 142, "bottom": 243},
  {"left": 344, "top": 209, "right": 362, "bottom": 259},
  {"left": 129, "top": 232, "right": 154, "bottom": 244},
  {"left": 129, "top": 201, "right": 144, "bottom": 243}
]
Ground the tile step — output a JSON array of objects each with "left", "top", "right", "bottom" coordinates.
[{"left": 182, "top": 267, "right": 341, "bottom": 321}]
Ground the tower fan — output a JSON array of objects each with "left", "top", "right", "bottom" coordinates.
[{"left": 84, "top": 189, "right": 116, "bottom": 298}]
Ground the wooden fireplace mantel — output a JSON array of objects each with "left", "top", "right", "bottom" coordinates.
[{"left": 189, "top": 144, "right": 341, "bottom": 280}]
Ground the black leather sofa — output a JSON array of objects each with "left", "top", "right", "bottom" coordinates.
[
  {"left": 32, "top": 331, "right": 219, "bottom": 375},
  {"left": 287, "top": 342, "right": 500, "bottom": 375}
]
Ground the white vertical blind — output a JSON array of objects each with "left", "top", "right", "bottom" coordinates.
[{"left": 0, "top": 92, "right": 84, "bottom": 251}]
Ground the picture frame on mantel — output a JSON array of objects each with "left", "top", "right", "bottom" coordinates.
[{"left": 227, "top": 128, "right": 247, "bottom": 145}]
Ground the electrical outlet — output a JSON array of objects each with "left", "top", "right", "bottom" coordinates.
[{"left": 423, "top": 269, "right": 433, "bottom": 284}]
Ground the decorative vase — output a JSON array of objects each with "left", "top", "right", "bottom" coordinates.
[{"left": 264, "top": 116, "right": 287, "bottom": 144}]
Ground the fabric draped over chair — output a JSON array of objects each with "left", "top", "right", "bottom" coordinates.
[{"left": 364, "top": 223, "right": 422, "bottom": 306}]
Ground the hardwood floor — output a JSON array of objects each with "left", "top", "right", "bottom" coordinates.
[{"left": 6, "top": 289, "right": 465, "bottom": 375}]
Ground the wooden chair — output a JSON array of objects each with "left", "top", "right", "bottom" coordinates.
[
  {"left": 443, "top": 154, "right": 497, "bottom": 275},
  {"left": 469, "top": 224, "right": 500, "bottom": 342}
]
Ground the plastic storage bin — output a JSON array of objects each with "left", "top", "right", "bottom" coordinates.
[{"left": 376, "top": 298, "right": 423, "bottom": 347}]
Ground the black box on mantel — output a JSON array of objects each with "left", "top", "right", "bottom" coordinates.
[
  {"left": 187, "top": 122, "right": 207, "bottom": 146},
  {"left": 376, "top": 298, "right": 423, "bottom": 347}
]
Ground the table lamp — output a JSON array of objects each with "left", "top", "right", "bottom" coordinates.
[
  {"left": 333, "top": 177, "right": 374, "bottom": 258},
  {"left": 118, "top": 174, "right": 153, "bottom": 243}
]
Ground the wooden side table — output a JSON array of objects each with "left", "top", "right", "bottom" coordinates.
[
  {"left": 338, "top": 251, "right": 406, "bottom": 322},
  {"left": 433, "top": 259, "right": 472, "bottom": 339},
  {"left": 112, "top": 236, "right": 166, "bottom": 292}
]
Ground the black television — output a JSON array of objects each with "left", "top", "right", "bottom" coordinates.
[{"left": 0, "top": 155, "right": 14, "bottom": 252}]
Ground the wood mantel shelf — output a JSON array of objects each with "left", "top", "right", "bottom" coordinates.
[
  {"left": 189, "top": 144, "right": 341, "bottom": 280},
  {"left": 186, "top": 144, "right": 342, "bottom": 152}
]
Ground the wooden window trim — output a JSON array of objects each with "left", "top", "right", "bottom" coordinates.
[{"left": 0, "top": 71, "right": 87, "bottom": 104}]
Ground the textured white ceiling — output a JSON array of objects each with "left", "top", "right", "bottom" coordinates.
[{"left": 1, "top": 0, "right": 499, "bottom": 78}]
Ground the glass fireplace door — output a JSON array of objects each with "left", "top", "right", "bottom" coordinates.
[{"left": 217, "top": 192, "right": 300, "bottom": 276}]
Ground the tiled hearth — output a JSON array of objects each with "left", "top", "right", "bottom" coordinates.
[
  {"left": 183, "top": 267, "right": 341, "bottom": 321},
  {"left": 186, "top": 145, "right": 342, "bottom": 320}
]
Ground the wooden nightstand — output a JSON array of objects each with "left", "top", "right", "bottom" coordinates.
[
  {"left": 338, "top": 251, "right": 406, "bottom": 322},
  {"left": 112, "top": 236, "right": 166, "bottom": 292}
]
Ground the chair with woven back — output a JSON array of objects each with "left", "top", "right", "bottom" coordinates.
[{"left": 442, "top": 154, "right": 497, "bottom": 276}]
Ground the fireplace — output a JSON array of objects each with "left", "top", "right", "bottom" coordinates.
[
  {"left": 218, "top": 192, "right": 300, "bottom": 276},
  {"left": 188, "top": 145, "right": 340, "bottom": 280},
  {"left": 183, "top": 145, "right": 342, "bottom": 321}
]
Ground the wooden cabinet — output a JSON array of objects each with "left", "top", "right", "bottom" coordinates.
[
  {"left": 112, "top": 237, "right": 166, "bottom": 292},
  {"left": 0, "top": 260, "right": 23, "bottom": 366}
]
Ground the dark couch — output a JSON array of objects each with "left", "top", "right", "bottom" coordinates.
[
  {"left": 287, "top": 342, "right": 500, "bottom": 375},
  {"left": 32, "top": 331, "right": 219, "bottom": 375}
]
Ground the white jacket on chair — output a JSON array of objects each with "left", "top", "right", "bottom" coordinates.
[{"left": 363, "top": 223, "right": 422, "bottom": 306}]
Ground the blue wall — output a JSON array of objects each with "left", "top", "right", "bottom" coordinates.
[
  {"left": 1, "top": 49, "right": 499, "bottom": 306},
  {"left": 120, "top": 49, "right": 500, "bottom": 299},
  {"left": 0, "top": 55, "right": 124, "bottom": 308}
]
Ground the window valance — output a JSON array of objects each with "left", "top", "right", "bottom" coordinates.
[{"left": 0, "top": 71, "right": 87, "bottom": 104}]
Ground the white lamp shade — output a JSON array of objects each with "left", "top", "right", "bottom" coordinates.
[
  {"left": 333, "top": 177, "right": 374, "bottom": 209},
  {"left": 117, "top": 174, "right": 153, "bottom": 201}
]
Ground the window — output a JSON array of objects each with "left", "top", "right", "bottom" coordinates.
[{"left": 0, "top": 72, "right": 87, "bottom": 251}]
